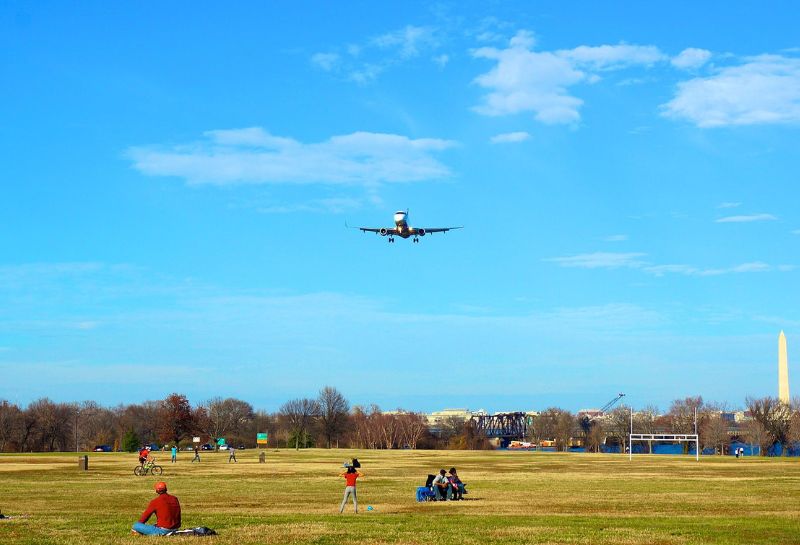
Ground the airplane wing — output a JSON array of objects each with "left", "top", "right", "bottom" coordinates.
[
  {"left": 357, "top": 227, "right": 399, "bottom": 235},
  {"left": 413, "top": 227, "right": 463, "bottom": 234}
]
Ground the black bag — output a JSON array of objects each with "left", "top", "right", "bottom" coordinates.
[
  {"left": 166, "top": 526, "right": 217, "bottom": 536},
  {"left": 424, "top": 474, "right": 435, "bottom": 487}
]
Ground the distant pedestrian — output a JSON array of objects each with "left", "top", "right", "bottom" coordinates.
[
  {"left": 170, "top": 445, "right": 177, "bottom": 463},
  {"left": 191, "top": 446, "right": 200, "bottom": 463},
  {"left": 228, "top": 446, "right": 237, "bottom": 463},
  {"left": 338, "top": 466, "right": 362, "bottom": 513}
]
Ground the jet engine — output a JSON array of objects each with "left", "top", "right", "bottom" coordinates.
[
  {"left": 379, "top": 228, "right": 388, "bottom": 236},
  {"left": 417, "top": 228, "right": 426, "bottom": 237}
]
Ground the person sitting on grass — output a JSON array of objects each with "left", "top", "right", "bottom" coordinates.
[
  {"left": 131, "top": 481, "right": 181, "bottom": 536},
  {"left": 432, "top": 469, "right": 451, "bottom": 501},
  {"left": 448, "top": 467, "right": 465, "bottom": 500}
]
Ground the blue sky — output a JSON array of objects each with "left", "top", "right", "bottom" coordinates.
[{"left": 1, "top": 1, "right": 799, "bottom": 412}]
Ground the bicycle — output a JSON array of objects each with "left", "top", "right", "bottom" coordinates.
[{"left": 134, "top": 458, "right": 163, "bottom": 476}]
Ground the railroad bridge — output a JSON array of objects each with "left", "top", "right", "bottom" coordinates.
[{"left": 470, "top": 412, "right": 528, "bottom": 440}]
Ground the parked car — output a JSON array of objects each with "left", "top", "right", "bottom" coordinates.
[
  {"left": 93, "top": 445, "right": 112, "bottom": 452},
  {"left": 200, "top": 444, "right": 214, "bottom": 450}
]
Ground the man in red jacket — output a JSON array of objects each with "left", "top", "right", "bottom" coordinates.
[{"left": 131, "top": 481, "right": 181, "bottom": 536}]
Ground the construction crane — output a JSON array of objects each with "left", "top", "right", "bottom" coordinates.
[
  {"left": 579, "top": 393, "right": 626, "bottom": 434},
  {"left": 597, "top": 392, "right": 626, "bottom": 416}
]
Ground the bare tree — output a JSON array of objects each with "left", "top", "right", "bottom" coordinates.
[
  {"left": 788, "top": 406, "right": 800, "bottom": 448},
  {"left": 200, "top": 397, "right": 254, "bottom": 447},
  {"left": 742, "top": 418, "right": 770, "bottom": 456},
  {"left": 534, "top": 408, "right": 575, "bottom": 451},
  {"left": 397, "top": 412, "right": 429, "bottom": 449},
  {"left": 279, "top": 398, "right": 320, "bottom": 450},
  {"left": 530, "top": 410, "right": 555, "bottom": 446},
  {"left": 746, "top": 396, "right": 791, "bottom": 454},
  {"left": 701, "top": 414, "right": 730, "bottom": 454},
  {"left": 0, "top": 401, "right": 22, "bottom": 452},
  {"left": 606, "top": 406, "right": 632, "bottom": 454},
  {"left": 668, "top": 396, "right": 704, "bottom": 434},
  {"left": 438, "top": 415, "right": 467, "bottom": 446},
  {"left": 586, "top": 420, "right": 605, "bottom": 453},
  {"left": 553, "top": 410, "right": 576, "bottom": 451},
  {"left": 377, "top": 412, "right": 401, "bottom": 449},
  {"left": 27, "top": 398, "right": 73, "bottom": 451},
  {"left": 116, "top": 401, "right": 160, "bottom": 447},
  {"left": 317, "top": 387, "right": 349, "bottom": 448},
  {"left": 632, "top": 406, "right": 659, "bottom": 453}
]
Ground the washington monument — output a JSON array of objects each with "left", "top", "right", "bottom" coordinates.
[{"left": 779, "top": 331, "right": 789, "bottom": 403}]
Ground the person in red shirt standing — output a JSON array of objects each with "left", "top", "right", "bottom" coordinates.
[
  {"left": 338, "top": 466, "right": 362, "bottom": 514},
  {"left": 131, "top": 481, "right": 181, "bottom": 536}
]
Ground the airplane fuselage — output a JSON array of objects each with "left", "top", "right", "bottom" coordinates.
[{"left": 393, "top": 211, "right": 412, "bottom": 238}]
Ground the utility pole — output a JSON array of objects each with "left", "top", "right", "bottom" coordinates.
[{"left": 74, "top": 406, "right": 81, "bottom": 453}]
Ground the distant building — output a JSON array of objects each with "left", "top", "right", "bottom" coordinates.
[{"left": 425, "top": 408, "right": 487, "bottom": 427}]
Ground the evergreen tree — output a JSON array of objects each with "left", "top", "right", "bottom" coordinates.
[{"left": 121, "top": 429, "right": 140, "bottom": 452}]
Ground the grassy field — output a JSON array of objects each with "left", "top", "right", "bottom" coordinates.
[{"left": 1, "top": 449, "right": 799, "bottom": 544}]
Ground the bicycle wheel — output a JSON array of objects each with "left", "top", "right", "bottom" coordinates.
[
  {"left": 151, "top": 465, "right": 163, "bottom": 476},
  {"left": 134, "top": 466, "right": 143, "bottom": 476}
]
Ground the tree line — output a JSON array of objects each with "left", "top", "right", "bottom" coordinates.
[
  {"left": 0, "top": 386, "right": 487, "bottom": 453},
  {"left": 534, "top": 396, "right": 800, "bottom": 455},
  {"left": 1, "top": 390, "right": 798, "bottom": 454}
]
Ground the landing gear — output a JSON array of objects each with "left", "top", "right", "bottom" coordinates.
[
  {"left": 413, "top": 237, "right": 419, "bottom": 243},
  {"left": 388, "top": 237, "right": 395, "bottom": 243}
]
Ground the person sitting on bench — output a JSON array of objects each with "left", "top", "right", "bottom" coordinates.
[
  {"left": 448, "top": 467, "right": 466, "bottom": 500},
  {"left": 432, "top": 469, "right": 451, "bottom": 501}
]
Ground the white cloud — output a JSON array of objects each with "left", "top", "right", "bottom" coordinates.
[
  {"left": 715, "top": 213, "right": 777, "bottom": 223},
  {"left": 559, "top": 44, "right": 666, "bottom": 70},
  {"left": 662, "top": 54, "right": 800, "bottom": 127},
  {"left": 792, "top": 229, "right": 800, "bottom": 235},
  {"left": 602, "top": 234, "right": 629, "bottom": 242},
  {"left": 472, "top": 31, "right": 586, "bottom": 124},
  {"left": 546, "top": 252, "right": 780, "bottom": 277},
  {"left": 644, "top": 262, "right": 772, "bottom": 277},
  {"left": 544, "top": 252, "right": 647, "bottom": 269},
  {"left": 472, "top": 31, "right": 666, "bottom": 124},
  {"left": 310, "top": 52, "right": 340, "bottom": 71},
  {"left": 372, "top": 25, "right": 437, "bottom": 58},
  {"left": 490, "top": 131, "right": 530, "bottom": 143},
  {"left": 717, "top": 202, "right": 741, "bottom": 209},
  {"left": 255, "top": 197, "right": 363, "bottom": 215},
  {"left": 432, "top": 54, "right": 450, "bottom": 68},
  {"left": 312, "top": 25, "right": 442, "bottom": 83},
  {"left": 128, "top": 128, "right": 456, "bottom": 187},
  {"left": 671, "top": 48, "right": 712, "bottom": 70}
]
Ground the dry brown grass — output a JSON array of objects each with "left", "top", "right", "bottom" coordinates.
[{"left": 1, "top": 449, "right": 799, "bottom": 544}]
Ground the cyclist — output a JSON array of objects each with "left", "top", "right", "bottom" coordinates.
[{"left": 138, "top": 446, "right": 149, "bottom": 467}]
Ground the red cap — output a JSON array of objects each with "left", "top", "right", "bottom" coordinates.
[{"left": 154, "top": 481, "right": 167, "bottom": 493}]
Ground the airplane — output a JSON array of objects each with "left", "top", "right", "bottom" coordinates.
[{"left": 352, "top": 210, "right": 462, "bottom": 243}]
